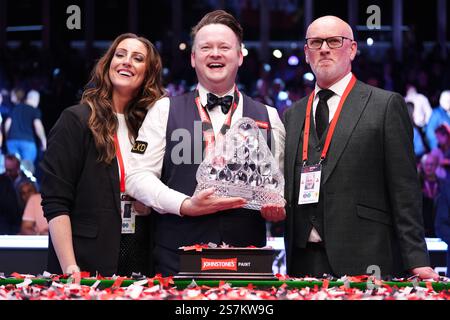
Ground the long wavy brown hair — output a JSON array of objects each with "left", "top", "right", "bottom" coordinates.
[{"left": 81, "top": 33, "right": 165, "bottom": 164}]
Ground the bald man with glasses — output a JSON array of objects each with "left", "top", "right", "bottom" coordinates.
[{"left": 283, "top": 16, "right": 437, "bottom": 280}]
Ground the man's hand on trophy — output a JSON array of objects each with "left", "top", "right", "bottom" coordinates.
[
  {"left": 180, "top": 188, "right": 247, "bottom": 217},
  {"left": 260, "top": 204, "right": 286, "bottom": 222}
]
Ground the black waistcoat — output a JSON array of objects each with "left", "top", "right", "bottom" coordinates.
[
  {"left": 293, "top": 112, "right": 330, "bottom": 248},
  {"left": 155, "top": 90, "right": 273, "bottom": 251}
]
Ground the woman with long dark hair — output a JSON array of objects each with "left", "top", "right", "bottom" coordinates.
[{"left": 41, "top": 33, "right": 165, "bottom": 276}]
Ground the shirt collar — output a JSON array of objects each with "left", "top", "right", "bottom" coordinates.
[
  {"left": 198, "top": 83, "right": 236, "bottom": 107},
  {"left": 314, "top": 72, "right": 353, "bottom": 99}
]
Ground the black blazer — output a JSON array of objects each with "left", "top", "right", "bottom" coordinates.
[
  {"left": 283, "top": 80, "right": 430, "bottom": 276},
  {"left": 41, "top": 104, "right": 151, "bottom": 276}
]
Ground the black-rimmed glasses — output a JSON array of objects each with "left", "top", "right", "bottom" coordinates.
[{"left": 305, "top": 36, "right": 354, "bottom": 50}]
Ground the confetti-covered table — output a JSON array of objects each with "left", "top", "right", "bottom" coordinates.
[{"left": 1, "top": 275, "right": 450, "bottom": 300}]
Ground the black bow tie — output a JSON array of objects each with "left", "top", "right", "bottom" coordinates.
[{"left": 206, "top": 93, "right": 233, "bottom": 114}]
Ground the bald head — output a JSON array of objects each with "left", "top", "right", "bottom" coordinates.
[
  {"left": 304, "top": 15, "right": 357, "bottom": 89},
  {"left": 306, "top": 16, "right": 354, "bottom": 40}
]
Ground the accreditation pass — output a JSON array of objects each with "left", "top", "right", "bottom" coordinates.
[{"left": 298, "top": 164, "right": 322, "bottom": 205}]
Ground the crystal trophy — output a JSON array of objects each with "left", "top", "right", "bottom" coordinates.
[{"left": 194, "top": 117, "right": 285, "bottom": 210}]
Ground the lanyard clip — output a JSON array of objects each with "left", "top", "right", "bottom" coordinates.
[{"left": 318, "top": 157, "right": 325, "bottom": 165}]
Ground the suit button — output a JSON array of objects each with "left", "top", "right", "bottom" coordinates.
[
  {"left": 311, "top": 215, "right": 316, "bottom": 221},
  {"left": 315, "top": 146, "right": 321, "bottom": 152}
]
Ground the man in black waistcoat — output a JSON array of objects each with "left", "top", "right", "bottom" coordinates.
[
  {"left": 127, "top": 10, "right": 286, "bottom": 276},
  {"left": 283, "top": 15, "right": 437, "bottom": 279}
]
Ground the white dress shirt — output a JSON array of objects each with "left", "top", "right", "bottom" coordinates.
[
  {"left": 308, "top": 72, "right": 352, "bottom": 243},
  {"left": 313, "top": 71, "right": 353, "bottom": 125},
  {"left": 116, "top": 113, "right": 133, "bottom": 180},
  {"left": 126, "top": 84, "right": 286, "bottom": 216}
]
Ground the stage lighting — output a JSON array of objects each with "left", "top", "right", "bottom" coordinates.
[
  {"left": 278, "top": 91, "right": 289, "bottom": 101},
  {"left": 303, "top": 72, "right": 315, "bottom": 82},
  {"left": 273, "top": 49, "right": 282, "bottom": 59},
  {"left": 366, "top": 38, "right": 374, "bottom": 46},
  {"left": 288, "top": 56, "right": 299, "bottom": 66},
  {"left": 179, "top": 43, "right": 187, "bottom": 51}
]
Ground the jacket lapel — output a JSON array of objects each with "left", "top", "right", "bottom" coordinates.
[
  {"left": 321, "top": 80, "right": 371, "bottom": 185},
  {"left": 286, "top": 101, "right": 307, "bottom": 203},
  {"left": 108, "top": 159, "right": 122, "bottom": 215}
]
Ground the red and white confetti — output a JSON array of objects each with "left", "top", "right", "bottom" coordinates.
[{"left": 0, "top": 273, "right": 449, "bottom": 300}]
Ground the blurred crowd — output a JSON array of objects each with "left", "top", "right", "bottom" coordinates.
[{"left": 1, "top": 40, "right": 450, "bottom": 237}]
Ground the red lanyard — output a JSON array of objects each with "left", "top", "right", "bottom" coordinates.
[
  {"left": 302, "top": 74, "right": 357, "bottom": 165},
  {"left": 114, "top": 134, "right": 126, "bottom": 193},
  {"left": 194, "top": 86, "right": 239, "bottom": 157}
]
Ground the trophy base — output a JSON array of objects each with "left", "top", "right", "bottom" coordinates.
[{"left": 195, "top": 182, "right": 284, "bottom": 211}]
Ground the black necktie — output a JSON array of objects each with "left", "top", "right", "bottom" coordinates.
[
  {"left": 206, "top": 93, "right": 234, "bottom": 114},
  {"left": 315, "top": 89, "right": 334, "bottom": 139}
]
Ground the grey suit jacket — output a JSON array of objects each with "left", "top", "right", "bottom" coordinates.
[{"left": 283, "top": 80, "right": 430, "bottom": 276}]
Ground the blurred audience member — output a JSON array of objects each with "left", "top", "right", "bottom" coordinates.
[
  {"left": 0, "top": 171, "right": 20, "bottom": 234},
  {"left": 0, "top": 89, "right": 12, "bottom": 120},
  {"left": 431, "top": 124, "right": 450, "bottom": 179},
  {"left": 419, "top": 153, "right": 443, "bottom": 237},
  {"left": 4, "top": 88, "right": 47, "bottom": 172},
  {"left": 25, "top": 90, "right": 40, "bottom": 108},
  {"left": 406, "top": 101, "right": 427, "bottom": 160},
  {"left": 3, "top": 154, "right": 33, "bottom": 213},
  {"left": 270, "top": 78, "right": 285, "bottom": 112},
  {"left": 425, "top": 90, "right": 450, "bottom": 149},
  {"left": 0, "top": 90, "right": 8, "bottom": 158},
  {"left": 18, "top": 181, "right": 38, "bottom": 208},
  {"left": 253, "top": 78, "right": 274, "bottom": 106},
  {"left": 405, "top": 84, "right": 432, "bottom": 128},
  {"left": 20, "top": 193, "right": 47, "bottom": 235}
]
